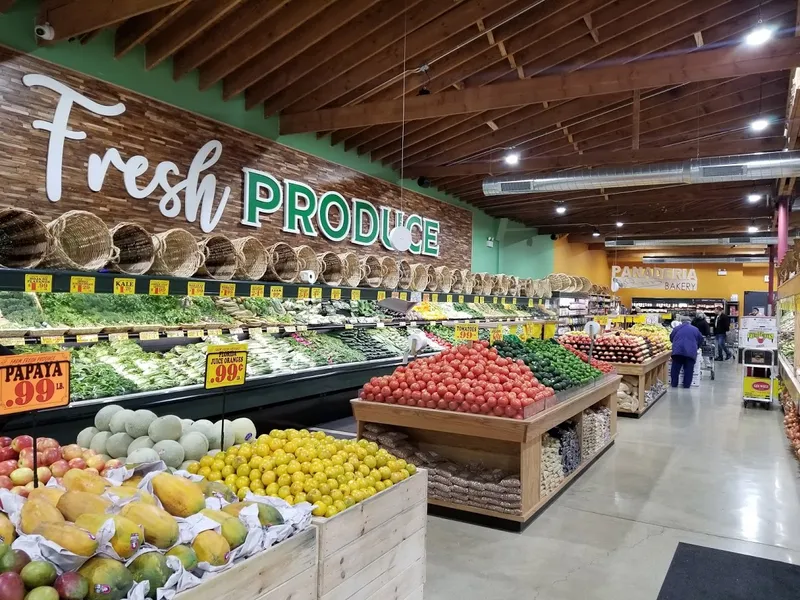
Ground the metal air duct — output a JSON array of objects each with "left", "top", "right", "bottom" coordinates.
[
  {"left": 482, "top": 151, "right": 800, "bottom": 195},
  {"left": 642, "top": 256, "right": 769, "bottom": 264},
  {"left": 605, "top": 236, "right": 778, "bottom": 248}
]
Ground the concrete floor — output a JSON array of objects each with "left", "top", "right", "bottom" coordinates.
[{"left": 424, "top": 362, "right": 800, "bottom": 599}]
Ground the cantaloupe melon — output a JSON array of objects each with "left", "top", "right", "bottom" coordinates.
[
  {"left": 126, "top": 448, "right": 160, "bottom": 465},
  {"left": 180, "top": 419, "right": 193, "bottom": 435},
  {"left": 152, "top": 441, "right": 184, "bottom": 468},
  {"left": 231, "top": 418, "right": 256, "bottom": 444},
  {"left": 94, "top": 405, "right": 123, "bottom": 431},
  {"left": 189, "top": 420, "right": 214, "bottom": 438},
  {"left": 89, "top": 431, "right": 111, "bottom": 455},
  {"left": 127, "top": 436, "right": 154, "bottom": 455},
  {"left": 108, "top": 409, "right": 134, "bottom": 434},
  {"left": 125, "top": 409, "right": 157, "bottom": 439},
  {"left": 76, "top": 427, "right": 98, "bottom": 449},
  {"left": 178, "top": 432, "right": 208, "bottom": 461},
  {"left": 148, "top": 416, "right": 182, "bottom": 443},
  {"left": 106, "top": 433, "right": 133, "bottom": 459},
  {"left": 208, "top": 420, "right": 234, "bottom": 450}
]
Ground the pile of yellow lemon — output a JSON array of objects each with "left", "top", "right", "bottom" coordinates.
[{"left": 186, "top": 429, "right": 417, "bottom": 518}]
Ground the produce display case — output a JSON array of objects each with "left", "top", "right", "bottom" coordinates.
[
  {"left": 351, "top": 375, "right": 620, "bottom": 529},
  {"left": 778, "top": 278, "right": 800, "bottom": 409},
  {"left": 611, "top": 352, "right": 670, "bottom": 417}
]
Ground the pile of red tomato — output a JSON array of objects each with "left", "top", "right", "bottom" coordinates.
[
  {"left": 358, "top": 341, "right": 555, "bottom": 419},
  {"left": 559, "top": 342, "right": 616, "bottom": 374}
]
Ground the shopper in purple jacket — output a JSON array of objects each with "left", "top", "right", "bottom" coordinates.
[{"left": 669, "top": 316, "right": 704, "bottom": 388}]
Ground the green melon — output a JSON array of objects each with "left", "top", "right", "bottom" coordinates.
[
  {"left": 108, "top": 410, "right": 134, "bottom": 434},
  {"left": 152, "top": 440, "right": 184, "bottom": 468},
  {"left": 106, "top": 433, "right": 133, "bottom": 459},
  {"left": 148, "top": 416, "right": 182, "bottom": 443},
  {"left": 179, "top": 432, "right": 208, "bottom": 461},
  {"left": 94, "top": 405, "right": 123, "bottom": 432},
  {"left": 125, "top": 410, "right": 157, "bottom": 439}
]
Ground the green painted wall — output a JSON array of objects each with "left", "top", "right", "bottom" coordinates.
[
  {"left": 0, "top": 0, "right": 553, "bottom": 276},
  {"left": 500, "top": 232, "right": 554, "bottom": 279}
]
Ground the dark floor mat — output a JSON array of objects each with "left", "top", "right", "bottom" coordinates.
[{"left": 657, "top": 542, "right": 800, "bottom": 599}]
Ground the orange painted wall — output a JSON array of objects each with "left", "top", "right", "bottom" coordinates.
[{"left": 553, "top": 237, "right": 609, "bottom": 285}]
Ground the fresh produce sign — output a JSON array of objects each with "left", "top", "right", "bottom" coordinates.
[
  {"left": 454, "top": 324, "right": 479, "bottom": 342},
  {"left": 205, "top": 344, "right": 247, "bottom": 389},
  {"left": 0, "top": 352, "right": 70, "bottom": 415}
]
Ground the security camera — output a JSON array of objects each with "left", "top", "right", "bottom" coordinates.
[
  {"left": 35, "top": 23, "right": 55, "bottom": 41},
  {"left": 417, "top": 177, "right": 431, "bottom": 188},
  {"left": 550, "top": 233, "right": 559, "bottom": 241}
]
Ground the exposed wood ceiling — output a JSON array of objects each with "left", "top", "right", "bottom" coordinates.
[{"left": 25, "top": 0, "right": 800, "bottom": 239}]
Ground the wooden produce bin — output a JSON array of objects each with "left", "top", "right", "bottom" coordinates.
[
  {"left": 175, "top": 527, "right": 317, "bottom": 600},
  {"left": 352, "top": 375, "right": 620, "bottom": 528},
  {"left": 614, "top": 351, "right": 670, "bottom": 417},
  {"left": 314, "top": 469, "right": 428, "bottom": 600}
]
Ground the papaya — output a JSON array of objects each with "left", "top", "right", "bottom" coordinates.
[
  {"left": 20, "top": 499, "right": 65, "bottom": 534},
  {"left": 150, "top": 473, "right": 205, "bottom": 518},
  {"left": 191, "top": 530, "right": 230, "bottom": 566},
  {"left": 63, "top": 469, "right": 108, "bottom": 495},
  {"left": 75, "top": 514, "right": 143, "bottom": 560},
  {"left": 57, "top": 492, "right": 112, "bottom": 522},
  {"left": 166, "top": 545, "right": 198, "bottom": 571},
  {"left": 121, "top": 475, "right": 143, "bottom": 488},
  {"left": 105, "top": 486, "right": 156, "bottom": 506},
  {"left": 128, "top": 552, "right": 173, "bottom": 599},
  {"left": 27, "top": 488, "right": 64, "bottom": 507},
  {"left": 197, "top": 480, "right": 236, "bottom": 503},
  {"left": 0, "top": 512, "right": 15, "bottom": 545},
  {"left": 34, "top": 522, "right": 98, "bottom": 556},
  {"left": 119, "top": 502, "right": 178, "bottom": 549},
  {"left": 199, "top": 510, "right": 246, "bottom": 549},
  {"left": 78, "top": 557, "right": 133, "bottom": 600},
  {"left": 222, "top": 502, "right": 284, "bottom": 527}
]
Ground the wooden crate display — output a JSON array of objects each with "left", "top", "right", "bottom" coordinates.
[
  {"left": 613, "top": 351, "right": 670, "bottom": 416},
  {"left": 175, "top": 527, "right": 317, "bottom": 600},
  {"left": 314, "top": 469, "right": 428, "bottom": 600}
]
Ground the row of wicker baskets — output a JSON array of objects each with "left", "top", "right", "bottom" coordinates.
[
  {"left": 546, "top": 273, "right": 611, "bottom": 295},
  {"left": 0, "top": 208, "right": 608, "bottom": 295}
]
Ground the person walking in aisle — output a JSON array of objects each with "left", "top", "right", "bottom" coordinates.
[
  {"left": 670, "top": 316, "right": 704, "bottom": 388},
  {"left": 691, "top": 311, "right": 711, "bottom": 336},
  {"left": 713, "top": 305, "right": 733, "bottom": 361}
]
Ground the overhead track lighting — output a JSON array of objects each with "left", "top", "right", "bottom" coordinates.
[
  {"left": 504, "top": 152, "right": 520, "bottom": 166},
  {"left": 747, "top": 222, "right": 759, "bottom": 233},
  {"left": 750, "top": 118, "right": 770, "bottom": 132},
  {"left": 745, "top": 26, "right": 774, "bottom": 46},
  {"left": 555, "top": 205, "right": 567, "bottom": 215},
  {"left": 417, "top": 87, "right": 431, "bottom": 96},
  {"left": 616, "top": 222, "right": 623, "bottom": 228},
  {"left": 747, "top": 193, "right": 762, "bottom": 203},
  {"left": 592, "top": 228, "right": 601, "bottom": 238}
]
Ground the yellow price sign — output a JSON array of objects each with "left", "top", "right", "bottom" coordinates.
[
  {"left": 423, "top": 293, "right": 430, "bottom": 302},
  {"left": 297, "top": 287, "right": 310, "bottom": 299},
  {"left": 270, "top": 286, "right": 284, "bottom": 299},
  {"left": 219, "top": 283, "right": 236, "bottom": 298},
  {"left": 207, "top": 328, "right": 223, "bottom": 337},
  {"left": 312, "top": 287, "right": 322, "bottom": 299},
  {"left": 25, "top": 274, "right": 52, "bottom": 293},
  {"left": 454, "top": 324, "right": 479, "bottom": 342},
  {"left": 40, "top": 336, "right": 64, "bottom": 345},
  {"left": 399, "top": 292, "right": 407, "bottom": 300},
  {"left": 493, "top": 296, "right": 498, "bottom": 304},
  {"left": 528, "top": 299, "right": 534, "bottom": 307},
  {"left": 512, "top": 297, "right": 517, "bottom": 305},
  {"left": 108, "top": 333, "right": 129, "bottom": 343},
  {"left": 76, "top": 334, "right": 98, "bottom": 343},
  {"left": 490, "top": 326, "right": 504, "bottom": 344},
  {"left": 351, "top": 289, "right": 361, "bottom": 301},
  {"left": 166, "top": 330, "right": 184, "bottom": 338},
  {"left": 113, "top": 278, "right": 136, "bottom": 295},
  {"left": 187, "top": 281, "right": 205, "bottom": 297},
  {"left": 544, "top": 323, "right": 556, "bottom": 339},
  {"left": 377, "top": 290, "right": 386, "bottom": 301},
  {"left": 331, "top": 288, "right": 342, "bottom": 300},
  {"left": 70, "top": 276, "right": 95, "bottom": 294},
  {"left": 187, "top": 329, "right": 204, "bottom": 338},
  {"left": 265, "top": 327, "right": 280, "bottom": 334},
  {"left": 139, "top": 331, "right": 160, "bottom": 341},
  {"left": 0, "top": 351, "right": 70, "bottom": 416},
  {"left": 446, "top": 294, "right": 453, "bottom": 303},
  {"left": 205, "top": 343, "right": 248, "bottom": 390},
  {"left": 250, "top": 284, "right": 265, "bottom": 298},
  {"left": 344, "top": 324, "right": 354, "bottom": 330},
  {"left": 149, "top": 280, "right": 169, "bottom": 296},
  {"left": 633, "top": 315, "right": 647, "bottom": 324},
  {"left": 432, "top": 293, "right": 439, "bottom": 302},
  {"left": 531, "top": 323, "right": 543, "bottom": 339},
  {"left": 458, "top": 295, "right": 465, "bottom": 303},
  {"left": 1, "top": 338, "right": 26, "bottom": 347}
]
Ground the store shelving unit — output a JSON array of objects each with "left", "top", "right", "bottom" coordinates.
[
  {"left": 613, "top": 351, "right": 671, "bottom": 418},
  {"left": 631, "top": 297, "right": 726, "bottom": 316},
  {"left": 351, "top": 374, "right": 620, "bottom": 529}
]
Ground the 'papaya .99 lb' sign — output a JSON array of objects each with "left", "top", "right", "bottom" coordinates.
[{"left": 0, "top": 352, "right": 71, "bottom": 416}]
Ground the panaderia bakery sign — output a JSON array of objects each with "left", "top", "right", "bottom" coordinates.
[
  {"left": 22, "top": 74, "right": 441, "bottom": 257},
  {"left": 611, "top": 265, "right": 698, "bottom": 291}
]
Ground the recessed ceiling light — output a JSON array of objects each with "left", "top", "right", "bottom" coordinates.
[
  {"left": 504, "top": 152, "right": 520, "bottom": 166},
  {"left": 747, "top": 224, "right": 759, "bottom": 233},
  {"left": 592, "top": 228, "right": 600, "bottom": 237},
  {"left": 556, "top": 205, "right": 567, "bottom": 214},
  {"left": 747, "top": 193, "right": 762, "bottom": 203},
  {"left": 616, "top": 221, "right": 623, "bottom": 228},
  {"left": 750, "top": 118, "right": 769, "bottom": 132},
  {"left": 745, "top": 26, "right": 774, "bottom": 46}
]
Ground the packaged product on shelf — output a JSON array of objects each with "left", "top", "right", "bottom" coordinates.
[{"left": 540, "top": 433, "right": 565, "bottom": 497}]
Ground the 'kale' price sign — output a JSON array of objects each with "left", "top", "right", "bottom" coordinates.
[
  {"left": 0, "top": 352, "right": 70, "bottom": 416},
  {"left": 205, "top": 344, "right": 248, "bottom": 390},
  {"left": 454, "top": 324, "right": 479, "bottom": 342}
]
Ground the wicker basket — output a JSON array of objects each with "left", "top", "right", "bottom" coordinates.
[
  {"left": 149, "top": 229, "right": 203, "bottom": 277},
  {"left": 398, "top": 259, "right": 412, "bottom": 289},
  {"left": 196, "top": 235, "right": 237, "bottom": 280},
  {"left": 232, "top": 237, "right": 268, "bottom": 281},
  {"left": 548, "top": 273, "right": 570, "bottom": 292},
  {"left": 337, "top": 252, "right": 361, "bottom": 288},
  {"left": 317, "top": 252, "right": 343, "bottom": 286},
  {"left": 425, "top": 264, "right": 437, "bottom": 291},
  {"left": 451, "top": 269, "right": 464, "bottom": 293},
  {"left": 541, "top": 278, "right": 552, "bottom": 298},
  {"left": 507, "top": 275, "right": 519, "bottom": 296},
  {"left": 520, "top": 278, "right": 534, "bottom": 297},
  {"left": 264, "top": 242, "right": 299, "bottom": 282},
  {"left": 108, "top": 222, "right": 154, "bottom": 275},
  {"left": 434, "top": 265, "right": 453, "bottom": 293},
  {"left": 42, "top": 210, "right": 117, "bottom": 271},
  {"left": 359, "top": 255, "right": 382, "bottom": 288},
  {"left": 294, "top": 245, "right": 321, "bottom": 283},
  {"left": 410, "top": 263, "right": 429, "bottom": 292},
  {"left": 491, "top": 274, "right": 509, "bottom": 296},
  {"left": 380, "top": 256, "right": 399, "bottom": 289},
  {"left": 462, "top": 270, "right": 474, "bottom": 294},
  {"left": 579, "top": 276, "right": 592, "bottom": 292},
  {"left": 0, "top": 208, "right": 50, "bottom": 269}
]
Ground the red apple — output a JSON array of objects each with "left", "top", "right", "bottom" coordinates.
[
  {"left": 0, "top": 461, "right": 17, "bottom": 477},
  {"left": 0, "top": 476, "right": 12, "bottom": 490},
  {"left": 9, "top": 486, "right": 28, "bottom": 498},
  {"left": 85, "top": 456, "right": 105, "bottom": 471},
  {"left": 81, "top": 449, "right": 97, "bottom": 460},
  {"left": 0, "top": 447, "right": 17, "bottom": 462},
  {"left": 10, "top": 436, "right": 32, "bottom": 453},
  {"left": 104, "top": 459, "right": 123, "bottom": 470},
  {"left": 35, "top": 466, "right": 51, "bottom": 484},
  {"left": 9, "top": 468, "right": 33, "bottom": 486},
  {"left": 0, "top": 438, "right": 11, "bottom": 448},
  {"left": 61, "top": 444, "right": 83, "bottom": 461},
  {"left": 84, "top": 468, "right": 99, "bottom": 476},
  {"left": 67, "top": 458, "right": 86, "bottom": 470},
  {"left": 35, "top": 437, "right": 59, "bottom": 451},
  {"left": 49, "top": 460, "right": 69, "bottom": 478},
  {"left": 41, "top": 448, "right": 61, "bottom": 467}
]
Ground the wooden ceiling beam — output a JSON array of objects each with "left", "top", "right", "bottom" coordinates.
[
  {"left": 38, "top": 0, "right": 185, "bottom": 41},
  {"left": 145, "top": 0, "right": 243, "bottom": 70},
  {"left": 199, "top": 0, "right": 337, "bottom": 92},
  {"left": 778, "top": 0, "right": 800, "bottom": 196},
  {"left": 226, "top": 0, "right": 381, "bottom": 104},
  {"left": 631, "top": 89, "right": 640, "bottom": 150},
  {"left": 0, "top": 0, "right": 15, "bottom": 12},
  {"left": 172, "top": 0, "right": 290, "bottom": 79},
  {"left": 114, "top": 1, "right": 190, "bottom": 58}
]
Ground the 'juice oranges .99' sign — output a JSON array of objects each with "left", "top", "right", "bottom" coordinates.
[{"left": 0, "top": 352, "right": 70, "bottom": 415}]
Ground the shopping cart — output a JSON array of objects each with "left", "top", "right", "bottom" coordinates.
[{"left": 700, "top": 335, "right": 716, "bottom": 380}]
